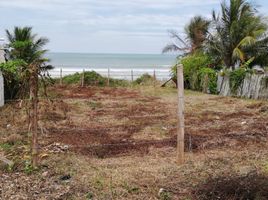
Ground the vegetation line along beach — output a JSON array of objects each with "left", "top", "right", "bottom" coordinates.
[{"left": 0, "top": 0, "right": 268, "bottom": 199}]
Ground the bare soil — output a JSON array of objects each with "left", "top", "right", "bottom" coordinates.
[{"left": 44, "top": 86, "right": 268, "bottom": 157}]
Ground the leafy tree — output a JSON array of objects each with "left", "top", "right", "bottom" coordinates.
[
  {"left": 163, "top": 16, "right": 210, "bottom": 55},
  {"left": 207, "top": 0, "right": 268, "bottom": 69}
]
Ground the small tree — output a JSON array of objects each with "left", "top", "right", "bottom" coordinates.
[{"left": 3, "top": 26, "right": 52, "bottom": 167}]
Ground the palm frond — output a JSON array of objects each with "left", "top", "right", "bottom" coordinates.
[{"left": 162, "top": 44, "right": 188, "bottom": 53}]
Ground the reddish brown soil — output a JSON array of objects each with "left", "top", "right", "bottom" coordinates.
[{"left": 43, "top": 86, "right": 268, "bottom": 158}]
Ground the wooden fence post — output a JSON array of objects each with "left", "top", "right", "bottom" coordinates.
[
  {"left": 153, "top": 69, "right": 156, "bottom": 88},
  {"left": 177, "top": 64, "right": 185, "bottom": 165},
  {"left": 60, "top": 68, "right": 63, "bottom": 85},
  {"left": 131, "top": 70, "right": 134, "bottom": 83},
  {"left": 107, "top": 68, "right": 110, "bottom": 87},
  {"left": 0, "top": 71, "right": 4, "bottom": 107},
  {"left": 81, "top": 69, "right": 85, "bottom": 87},
  {"left": 29, "top": 64, "right": 39, "bottom": 168}
]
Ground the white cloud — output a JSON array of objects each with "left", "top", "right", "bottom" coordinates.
[
  {"left": 0, "top": 0, "right": 220, "bottom": 53},
  {"left": 0, "top": 0, "right": 219, "bottom": 11}
]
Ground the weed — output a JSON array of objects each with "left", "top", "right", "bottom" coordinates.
[
  {"left": 122, "top": 182, "right": 140, "bottom": 194},
  {"left": 0, "top": 143, "right": 13, "bottom": 151},
  {"left": 24, "top": 160, "right": 36, "bottom": 174},
  {"left": 86, "top": 192, "right": 94, "bottom": 200},
  {"left": 159, "top": 189, "right": 172, "bottom": 200},
  {"left": 86, "top": 101, "right": 102, "bottom": 109}
]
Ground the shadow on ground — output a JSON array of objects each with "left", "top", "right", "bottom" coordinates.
[{"left": 194, "top": 172, "right": 268, "bottom": 200}]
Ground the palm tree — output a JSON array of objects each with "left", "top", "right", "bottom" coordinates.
[
  {"left": 5, "top": 26, "right": 53, "bottom": 97},
  {"left": 207, "top": 0, "right": 268, "bottom": 69},
  {"left": 5, "top": 26, "right": 53, "bottom": 167},
  {"left": 163, "top": 16, "right": 210, "bottom": 55},
  {"left": 6, "top": 26, "right": 51, "bottom": 69}
]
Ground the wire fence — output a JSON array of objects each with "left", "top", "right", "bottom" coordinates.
[
  {"left": 1, "top": 67, "right": 267, "bottom": 160},
  {"left": 49, "top": 68, "right": 172, "bottom": 81},
  {"left": 2, "top": 97, "right": 266, "bottom": 156}
]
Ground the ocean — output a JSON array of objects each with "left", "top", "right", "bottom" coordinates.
[{"left": 47, "top": 52, "right": 177, "bottom": 80}]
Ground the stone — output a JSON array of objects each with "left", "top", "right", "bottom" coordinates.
[{"left": 42, "top": 171, "right": 49, "bottom": 177}]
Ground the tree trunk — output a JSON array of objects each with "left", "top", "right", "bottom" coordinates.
[{"left": 29, "top": 64, "right": 39, "bottom": 168}]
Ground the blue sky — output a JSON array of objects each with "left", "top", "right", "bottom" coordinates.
[{"left": 0, "top": 0, "right": 268, "bottom": 54}]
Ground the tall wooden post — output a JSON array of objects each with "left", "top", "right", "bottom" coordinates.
[
  {"left": 0, "top": 71, "right": 4, "bottom": 107},
  {"left": 177, "top": 64, "right": 185, "bottom": 165},
  {"left": 107, "top": 68, "right": 110, "bottom": 87},
  {"left": 153, "top": 69, "right": 156, "bottom": 88},
  {"left": 60, "top": 68, "right": 63, "bottom": 85},
  {"left": 131, "top": 70, "right": 134, "bottom": 82},
  {"left": 81, "top": 69, "right": 85, "bottom": 87},
  {"left": 29, "top": 64, "right": 39, "bottom": 168}
]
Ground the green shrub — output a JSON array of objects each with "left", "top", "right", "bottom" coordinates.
[
  {"left": 173, "top": 53, "right": 214, "bottom": 90},
  {"left": 229, "top": 68, "right": 247, "bottom": 94},
  {"left": 199, "top": 68, "right": 218, "bottom": 94},
  {"left": 62, "top": 72, "right": 81, "bottom": 84},
  {"left": 61, "top": 71, "right": 128, "bottom": 87},
  {"left": 134, "top": 73, "right": 154, "bottom": 85},
  {"left": 109, "top": 78, "right": 129, "bottom": 87},
  {"left": 171, "top": 53, "right": 217, "bottom": 93},
  {"left": 0, "top": 60, "right": 27, "bottom": 100}
]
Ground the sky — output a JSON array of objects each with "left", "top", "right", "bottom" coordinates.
[{"left": 0, "top": 0, "right": 268, "bottom": 54}]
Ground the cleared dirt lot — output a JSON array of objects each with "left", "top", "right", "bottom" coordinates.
[{"left": 0, "top": 85, "right": 268, "bottom": 199}]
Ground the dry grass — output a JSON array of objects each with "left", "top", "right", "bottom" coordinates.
[{"left": 0, "top": 85, "right": 268, "bottom": 199}]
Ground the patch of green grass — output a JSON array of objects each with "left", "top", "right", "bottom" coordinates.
[
  {"left": 56, "top": 71, "right": 129, "bottom": 87},
  {"left": 0, "top": 143, "right": 13, "bottom": 151},
  {"left": 122, "top": 182, "right": 140, "bottom": 194},
  {"left": 263, "top": 162, "right": 268, "bottom": 174},
  {"left": 86, "top": 192, "right": 94, "bottom": 200},
  {"left": 24, "top": 160, "right": 36, "bottom": 174},
  {"left": 94, "top": 178, "right": 105, "bottom": 191},
  {"left": 159, "top": 189, "right": 172, "bottom": 200},
  {"left": 86, "top": 101, "right": 102, "bottom": 109}
]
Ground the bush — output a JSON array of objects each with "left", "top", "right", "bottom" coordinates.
[
  {"left": 182, "top": 53, "right": 213, "bottom": 90},
  {"left": 199, "top": 68, "right": 218, "bottom": 94},
  {"left": 134, "top": 73, "right": 154, "bottom": 85},
  {"left": 0, "top": 60, "right": 26, "bottom": 100},
  {"left": 62, "top": 72, "right": 81, "bottom": 84},
  {"left": 171, "top": 53, "right": 217, "bottom": 93},
  {"left": 229, "top": 68, "right": 247, "bottom": 94},
  {"left": 61, "top": 71, "right": 128, "bottom": 87}
]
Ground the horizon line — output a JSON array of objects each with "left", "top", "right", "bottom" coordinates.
[{"left": 48, "top": 51, "right": 178, "bottom": 56}]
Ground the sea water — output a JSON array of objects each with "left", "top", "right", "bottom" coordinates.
[{"left": 47, "top": 52, "right": 177, "bottom": 80}]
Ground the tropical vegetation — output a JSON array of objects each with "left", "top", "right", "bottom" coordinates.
[
  {"left": 163, "top": 16, "right": 210, "bottom": 55},
  {"left": 61, "top": 71, "right": 128, "bottom": 87},
  {"left": 207, "top": 0, "right": 268, "bottom": 69},
  {"left": 165, "top": 0, "right": 268, "bottom": 94},
  {"left": 0, "top": 26, "right": 52, "bottom": 99}
]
